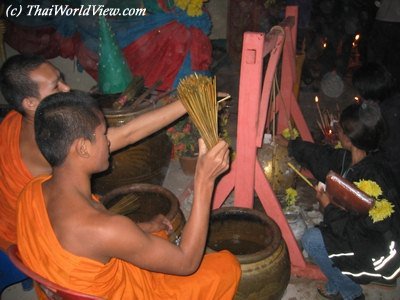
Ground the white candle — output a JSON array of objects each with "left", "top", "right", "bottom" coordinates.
[{"left": 315, "top": 96, "right": 325, "bottom": 129}]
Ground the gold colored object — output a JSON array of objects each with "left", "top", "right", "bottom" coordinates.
[
  {"left": 177, "top": 74, "right": 219, "bottom": 150},
  {"left": 92, "top": 94, "right": 172, "bottom": 195},
  {"left": 207, "top": 207, "right": 290, "bottom": 300},
  {"left": 257, "top": 143, "right": 299, "bottom": 195}
]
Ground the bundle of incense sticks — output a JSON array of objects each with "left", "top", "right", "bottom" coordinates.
[
  {"left": 316, "top": 109, "right": 340, "bottom": 139},
  {"left": 177, "top": 74, "right": 219, "bottom": 150}
]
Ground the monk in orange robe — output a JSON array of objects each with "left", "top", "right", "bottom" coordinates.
[
  {"left": 0, "top": 54, "right": 186, "bottom": 250},
  {"left": 18, "top": 175, "right": 240, "bottom": 299},
  {"left": 17, "top": 91, "right": 241, "bottom": 299},
  {"left": 0, "top": 111, "right": 33, "bottom": 250}
]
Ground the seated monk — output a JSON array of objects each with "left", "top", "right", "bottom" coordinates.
[
  {"left": 17, "top": 91, "right": 241, "bottom": 299},
  {"left": 0, "top": 55, "right": 186, "bottom": 250}
]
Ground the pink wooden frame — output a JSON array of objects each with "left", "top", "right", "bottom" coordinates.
[{"left": 212, "top": 6, "right": 325, "bottom": 280}]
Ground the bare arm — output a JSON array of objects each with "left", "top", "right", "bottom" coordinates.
[
  {"left": 97, "top": 139, "right": 230, "bottom": 275},
  {"left": 107, "top": 100, "right": 186, "bottom": 152}
]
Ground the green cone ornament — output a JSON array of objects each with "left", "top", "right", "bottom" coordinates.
[{"left": 98, "top": 16, "right": 133, "bottom": 94}]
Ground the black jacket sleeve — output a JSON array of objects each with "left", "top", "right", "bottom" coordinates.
[{"left": 287, "top": 139, "right": 351, "bottom": 182}]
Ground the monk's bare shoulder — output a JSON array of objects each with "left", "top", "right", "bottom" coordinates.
[{"left": 61, "top": 209, "right": 148, "bottom": 263}]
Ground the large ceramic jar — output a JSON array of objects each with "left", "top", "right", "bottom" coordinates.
[
  {"left": 91, "top": 95, "right": 172, "bottom": 195},
  {"left": 207, "top": 207, "right": 291, "bottom": 300},
  {"left": 101, "top": 183, "right": 185, "bottom": 244}
]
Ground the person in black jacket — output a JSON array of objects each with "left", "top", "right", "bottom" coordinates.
[
  {"left": 352, "top": 62, "right": 400, "bottom": 195},
  {"left": 281, "top": 101, "right": 400, "bottom": 299}
]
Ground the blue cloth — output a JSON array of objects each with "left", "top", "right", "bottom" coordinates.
[
  {"left": 0, "top": 250, "right": 32, "bottom": 293},
  {"left": 172, "top": 53, "right": 210, "bottom": 88},
  {"left": 301, "top": 228, "right": 363, "bottom": 300},
  {"left": 5, "top": 0, "right": 211, "bottom": 52}
]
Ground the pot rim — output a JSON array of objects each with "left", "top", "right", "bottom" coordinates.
[
  {"left": 208, "top": 206, "right": 283, "bottom": 264},
  {"left": 100, "top": 183, "right": 179, "bottom": 221}
]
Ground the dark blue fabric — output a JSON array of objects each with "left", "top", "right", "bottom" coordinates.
[{"left": 0, "top": 250, "right": 30, "bottom": 293}]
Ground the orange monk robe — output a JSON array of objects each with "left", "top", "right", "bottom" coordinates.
[
  {"left": 17, "top": 175, "right": 241, "bottom": 300},
  {"left": 0, "top": 111, "right": 33, "bottom": 250}
]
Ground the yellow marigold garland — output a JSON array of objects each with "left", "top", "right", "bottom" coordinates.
[
  {"left": 282, "top": 128, "right": 299, "bottom": 140},
  {"left": 334, "top": 141, "right": 342, "bottom": 149},
  {"left": 369, "top": 199, "right": 395, "bottom": 223},
  {"left": 354, "top": 179, "right": 382, "bottom": 198},
  {"left": 353, "top": 179, "right": 394, "bottom": 222},
  {"left": 285, "top": 187, "right": 298, "bottom": 207},
  {"left": 175, "top": 0, "right": 203, "bottom": 17}
]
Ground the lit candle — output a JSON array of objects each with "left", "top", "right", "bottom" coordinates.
[
  {"left": 354, "top": 96, "right": 360, "bottom": 103},
  {"left": 315, "top": 96, "right": 325, "bottom": 129}
]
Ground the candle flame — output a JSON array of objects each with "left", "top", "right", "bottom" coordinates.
[
  {"left": 323, "top": 42, "right": 327, "bottom": 48},
  {"left": 315, "top": 96, "right": 319, "bottom": 103},
  {"left": 355, "top": 34, "right": 360, "bottom": 41},
  {"left": 354, "top": 96, "right": 359, "bottom": 103},
  {"left": 328, "top": 129, "right": 332, "bottom": 135}
]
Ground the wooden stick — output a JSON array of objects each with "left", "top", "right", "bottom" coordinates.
[
  {"left": 287, "top": 162, "right": 315, "bottom": 189},
  {"left": 150, "top": 89, "right": 176, "bottom": 105},
  {"left": 129, "top": 80, "right": 162, "bottom": 110},
  {"left": 217, "top": 95, "right": 231, "bottom": 104}
]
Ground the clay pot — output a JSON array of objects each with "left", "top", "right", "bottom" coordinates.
[
  {"left": 178, "top": 156, "right": 198, "bottom": 176},
  {"left": 92, "top": 95, "right": 172, "bottom": 195},
  {"left": 101, "top": 183, "right": 185, "bottom": 244},
  {"left": 207, "top": 207, "right": 291, "bottom": 300}
]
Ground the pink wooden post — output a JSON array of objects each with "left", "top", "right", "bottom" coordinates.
[
  {"left": 213, "top": 6, "right": 324, "bottom": 280},
  {"left": 272, "top": 6, "right": 313, "bottom": 141}
]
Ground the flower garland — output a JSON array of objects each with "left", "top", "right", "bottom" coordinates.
[
  {"left": 285, "top": 187, "right": 298, "bottom": 207},
  {"left": 175, "top": 0, "right": 204, "bottom": 17},
  {"left": 353, "top": 179, "right": 394, "bottom": 223},
  {"left": 354, "top": 179, "right": 382, "bottom": 198},
  {"left": 282, "top": 127, "right": 299, "bottom": 140},
  {"left": 368, "top": 200, "right": 395, "bottom": 223}
]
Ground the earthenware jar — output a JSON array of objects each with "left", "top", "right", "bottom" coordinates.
[
  {"left": 91, "top": 94, "right": 172, "bottom": 195},
  {"left": 207, "top": 207, "right": 291, "bottom": 300},
  {"left": 101, "top": 183, "right": 185, "bottom": 244}
]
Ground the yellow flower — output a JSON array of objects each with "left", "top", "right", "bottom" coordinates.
[
  {"left": 187, "top": 0, "right": 203, "bottom": 16},
  {"left": 369, "top": 199, "right": 395, "bottom": 223},
  {"left": 285, "top": 187, "right": 298, "bottom": 207},
  {"left": 334, "top": 141, "right": 342, "bottom": 149},
  {"left": 282, "top": 128, "right": 299, "bottom": 140},
  {"left": 175, "top": 0, "right": 203, "bottom": 16},
  {"left": 354, "top": 180, "right": 383, "bottom": 198}
]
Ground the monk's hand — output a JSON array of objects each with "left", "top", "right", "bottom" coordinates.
[
  {"left": 195, "top": 139, "right": 230, "bottom": 182},
  {"left": 315, "top": 184, "right": 331, "bottom": 209},
  {"left": 139, "top": 214, "right": 173, "bottom": 234}
]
